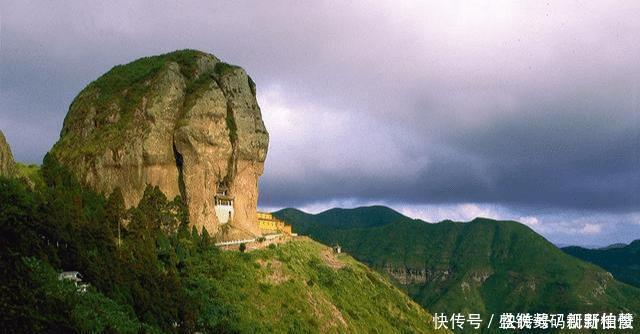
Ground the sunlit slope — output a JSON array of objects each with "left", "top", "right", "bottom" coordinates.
[
  {"left": 187, "top": 237, "right": 446, "bottom": 333},
  {"left": 276, "top": 207, "right": 640, "bottom": 321}
]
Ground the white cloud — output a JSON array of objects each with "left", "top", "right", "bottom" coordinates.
[
  {"left": 259, "top": 198, "right": 380, "bottom": 215},
  {"left": 518, "top": 216, "right": 540, "bottom": 227},
  {"left": 397, "top": 203, "right": 506, "bottom": 223},
  {"left": 579, "top": 223, "right": 602, "bottom": 235},
  {"left": 258, "top": 85, "right": 429, "bottom": 185}
]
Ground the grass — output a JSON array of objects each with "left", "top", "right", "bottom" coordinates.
[
  {"left": 51, "top": 49, "right": 259, "bottom": 168},
  {"left": 214, "top": 61, "right": 240, "bottom": 77},
  {"left": 187, "top": 237, "right": 442, "bottom": 333},
  {"left": 2, "top": 171, "right": 445, "bottom": 333},
  {"left": 52, "top": 50, "right": 218, "bottom": 162},
  {"left": 14, "top": 163, "right": 44, "bottom": 188},
  {"left": 85, "top": 49, "right": 206, "bottom": 111},
  {"left": 51, "top": 48, "right": 261, "bottom": 166},
  {"left": 276, "top": 207, "right": 640, "bottom": 333},
  {"left": 563, "top": 241, "right": 640, "bottom": 288}
]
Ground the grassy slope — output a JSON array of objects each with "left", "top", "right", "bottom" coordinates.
[
  {"left": 14, "top": 163, "right": 44, "bottom": 187},
  {"left": 563, "top": 240, "right": 640, "bottom": 288},
  {"left": 275, "top": 207, "right": 640, "bottom": 323},
  {"left": 18, "top": 236, "right": 445, "bottom": 333},
  {"left": 3, "top": 168, "right": 446, "bottom": 333},
  {"left": 191, "top": 237, "right": 445, "bottom": 333},
  {"left": 13, "top": 229, "right": 445, "bottom": 333}
]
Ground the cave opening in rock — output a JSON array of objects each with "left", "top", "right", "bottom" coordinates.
[{"left": 173, "top": 143, "right": 187, "bottom": 201}]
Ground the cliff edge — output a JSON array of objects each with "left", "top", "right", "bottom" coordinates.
[{"left": 0, "top": 130, "right": 16, "bottom": 177}]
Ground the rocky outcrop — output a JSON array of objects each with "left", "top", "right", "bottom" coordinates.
[
  {"left": 51, "top": 50, "right": 269, "bottom": 237},
  {"left": 383, "top": 265, "right": 454, "bottom": 285},
  {"left": 384, "top": 266, "right": 428, "bottom": 285},
  {"left": 0, "top": 130, "right": 16, "bottom": 177}
]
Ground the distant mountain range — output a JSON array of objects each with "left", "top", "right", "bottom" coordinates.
[
  {"left": 597, "top": 243, "right": 630, "bottom": 250},
  {"left": 555, "top": 242, "right": 628, "bottom": 250},
  {"left": 275, "top": 206, "right": 640, "bottom": 328},
  {"left": 563, "top": 240, "right": 640, "bottom": 289}
]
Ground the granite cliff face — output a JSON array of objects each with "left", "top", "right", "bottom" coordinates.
[
  {"left": 0, "top": 130, "right": 16, "bottom": 177},
  {"left": 51, "top": 50, "right": 268, "bottom": 237}
]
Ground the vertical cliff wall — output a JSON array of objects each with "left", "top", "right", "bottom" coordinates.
[
  {"left": 50, "top": 50, "right": 269, "bottom": 237},
  {"left": 0, "top": 130, "right": 16, "bottom": 177}
]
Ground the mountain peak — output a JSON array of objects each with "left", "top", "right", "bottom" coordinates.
[
  {"left": 50, "top": 50, "right": 268, "bottom": 236},
  {"left": 280, "top": 207, "right": 640, "bottom": 315}
]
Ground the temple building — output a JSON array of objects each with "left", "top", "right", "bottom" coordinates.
[
  {"left": 214, "top": 183, "right": 234, "bottom": 225},
  {"left": 257, "top": 212, "right": 293, "bottom": 235}
]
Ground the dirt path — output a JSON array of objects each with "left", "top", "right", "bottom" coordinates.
[{"left": 320, "top": 248, "right": 345, "bottom": 269}]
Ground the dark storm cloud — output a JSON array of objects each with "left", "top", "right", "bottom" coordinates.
[
  {"left": 1, "top": 1, "right": 639, "bottom": 224},
  {"left": 252, "top": 1, "right": 640, "bottom": 214},
  {"left": 258, "top": 87, "right": 639, "bottom": 212}
]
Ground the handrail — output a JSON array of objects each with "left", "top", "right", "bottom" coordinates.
[
  {"left": 214, "top": 238, "right": 256, "bottom": 246},
  {"left": 214, "top": 233, "right": 285, "bottom": 247}
]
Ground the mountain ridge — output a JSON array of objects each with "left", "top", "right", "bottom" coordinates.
[
  {"left": 274, "top": 205, "right": 640, "bottom": 331},
  {"left": 563, "top": 240, "right": 640, "bottom": 288}
]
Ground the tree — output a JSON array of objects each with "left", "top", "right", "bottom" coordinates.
[
  {"left": 169, "top": 195, "right": 189, "bottom": 227},
  {"left": 201, "top": 227, "right": 211, "bottom": 249}
]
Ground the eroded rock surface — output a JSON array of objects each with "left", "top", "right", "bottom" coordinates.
[
  {"left": 51, "top": 50, "right": 268, "bottom": 237},
  {"left": 0, "top": 130, "right": 16, "bottom": 177}
]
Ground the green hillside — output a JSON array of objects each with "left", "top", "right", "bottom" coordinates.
[
  {"left": 563, "top": 241, "right": 640, "bottom": 288},
  {"left": 14, "top": 162, "right": 44, "bottom": 188},
  {"left": 275, "top": 206, "right": 640, "bottom": 332},
  {"left": 279, "top": 206, "right": 407, "bottom": 232},
  {"left": 0, "top": 158, "right": 446, "bottom": 333}
]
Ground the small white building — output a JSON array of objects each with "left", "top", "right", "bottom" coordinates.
[
  {"left": 58, "top": 271, "right": 89, "bottom": 293},
  {"left": 214, "top": 184, "right": 234, "bottom": 224},
  {"left": 58, "top": 271, "right": 83, "bottom": 282}
]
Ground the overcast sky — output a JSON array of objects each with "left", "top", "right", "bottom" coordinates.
[{"left": 1, "top": 1, "right": 639, "bottom": 246}]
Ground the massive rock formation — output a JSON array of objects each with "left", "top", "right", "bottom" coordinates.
[
  {"left": 0, "top": 130, "right": 16, "bottom": 177},
  {"left": 50, "top": 50, "right": 269, "bottom": 237}
]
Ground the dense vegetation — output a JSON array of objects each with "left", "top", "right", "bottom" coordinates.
[
  {"left": 79, "top": 49, "right": 209, "bottom": 113},
  {"left": 276, "top": 206, "right": 640, "bottom": 333},
  {"left": 14, "top": 162, "right": 45, "bottom": 188},
  {"left": 563, "top": 241, "right": 640, "bottom": 288},
  {"left": 0, "top": 157, "right": 443, "bottom": 333}
]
